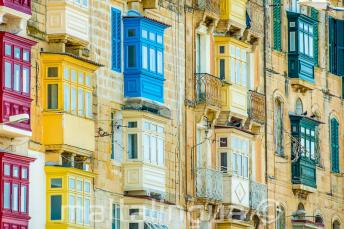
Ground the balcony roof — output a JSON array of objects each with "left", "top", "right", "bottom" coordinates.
[{"left": 41, "top": 52, "right": 104, "bottom": 68}]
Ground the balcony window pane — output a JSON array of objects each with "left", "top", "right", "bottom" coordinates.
[
  {"left": 128, "top": 121, "right": 137, "bottom": 128},
  {"left": 220, "top": 152, "right": 228, "bottom": 172},
  {"left": 86, "top": 91, "right": 92, "bottom": 118},
  {"left": 86, "top": 75, "right": 91, "bottom": 86},
  {"left": 13, "top": 166, "right": 19, "bottom": 177},
  {"left": 144, "top": 122, "right": 150, "bottom": 130},
  {"left": 72, "top": 87, "right": 77, "bottom": 114},
  {"left": 78, "top": 89, "right": 84, "bottom": 116},
  {"left": 84, "top": 198, "right": 90, "bottom": 224},
  {"left": 242, "top": 62, "right": 247, "bottom": 87},
  {"left": 82, "top": 0, "right": 88, "bottom": 7},
  {"left": 5, "top": 61, "right": 11, "bottom": 89},
  {"left": 299, "top": 32, "right": 304, "bottom": 54},
  {"left": 150, "top": 48, "right": 156, "bottom": 72},
  {"left": 290, "top": 32, "right": 296, "bottom": 52},
  {"left": 20, "top": 185, "right": 27, "bottom": 213},
  {"left": 76, "top": 197, "right": 82, "bottom": 224},
  {"left": 142, "top": 45, "right": 148, "bottom": 69},
  {"left": 309, "top": 36, "right": 313, "bottom": 57},
  {"left": 219, "top": 59, "right": 225, "bottom": 80},
  {"left": 23, "top": 50, "right": 30, "bottom": 62},
  {"left": 305, "top": 34, "right": 309, "bottom": 55},
  {"left": 232, "top": 153, "right": 237, "bottom": 175},
  {"left": 157, "top": 138, "right": 164, "bottom": 165},
  {"left": 69, "top": 195, "right": 75, "bottom": 223},
  {"left": 78, "top": 72, "right": 84, "bottom": 84},
  {"left": 72, "top": 70, "right": 77, "bottom": 82},
  {"left": 4, "top": 164, "right": 10, "bottom": 176},
  {"left": 230, "top": 58, "right": 235, "bottom": 82},
  {"left": 128, "top": 29, "right": 136, "bottom": 37},
  {"left": 243, "top": 156, "right": 248, "bottom": 178},
  {"left": 128, "top": 45, "right": 136, "bottom": 68},
  {"left": 22, "top": 167, "right": 28, "bottom": 179},
  {"left": 5, "top": 44, "right": 11, "bottom": 56},
  {"left": 220, "top": 138, "right": 227, "bottom": 147},
  {"left": 69, "top": 178, "right": 75, "bottom": 190},
  {"left": 48, "top": 84, "right": 58, "bottom": 109},
  {"left": 48, "top": 67, "right": 58, "bottom": 78},
  {"left": 51, "top": 195, "right": 62, "bottom": 220},
  {"left": 14, "top": 64, "right": 20, "bottom": 92},
  {"left": 23, "top": 67, "right": 30, "bottom": 93},
  {"left": 128, "top": 134, "right": 138, "bottom": 159},
  {"left": 84, "top": 181, "right": 91, "bottom": 193},
  {"left": 14, "top": 47, "right": 20, "bottom": 59},
  {"left": 130, "top": 223, "right": 139, "bottom": 229},
  {"left": 219, "top": 46, "right": 225, "bottom": 54},
  {"left": 157, "top": 126, "right": 164, "bottom": 134},
  {"left": 311, "top": 141, "right": 315, "bottom": 159},
  {"left": 144, "top": 134, "right": 150, "bottom": 162},
  {"left": 149, "top": 32, "right": 156, "bottom": 41},
  {"left": 157, "top": 51, "right": 163, "bottom": 74},
  {"left": 64, "top": 84, "right": 70, "bottom": 112},
  {"left": 238, "top": 154, "right": 242, "bottom": 176},
  {"left": 12, "top": 184, "right": 18, "bottom": 211},
  {"left": 157, "top": 35, "right": 163, "bottom": 44},
  {"left": 3, "top": 182, "right": 10, "bottom": 209},
  {"left": 77, "top": 180, "right": 82, "bottom": 192},
  {"left": 150, "top": 136, "right": 157, "bottom": 164},
  {"left": 236, "top": 59, "right": 241, "bottom": 84},
  {"left": 142, "top": 30, "right": 148, "bottom": 39},
  {"left": 51, "top": 178, "right": 62, "bottom": 188}
]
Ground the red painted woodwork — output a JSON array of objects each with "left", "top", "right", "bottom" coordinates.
[
  {"left": 0, "top": 32, "right": 36, "bottom": 132},
  {"left": 0, "top": 152, "right": 34, "bottom": 229},
  {"left": 0, "top": 0, "right": 31, "bottom": 15}
]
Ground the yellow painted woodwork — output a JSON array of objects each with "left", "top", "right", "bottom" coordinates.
[
  {"left": 40, "top": 53, "right": 100, "bottom": 153},
  {"left": 45, "top": 166, "right": 95, "bottom": 229},
  {"left": 220, "top": 0, "right": 247, "bottom": 28},
  {"left": 217, "top": 219, "right": 253, "bottom": 229},
  {"left": 215, "top": 37, "right": 250, "bottom": 117}
]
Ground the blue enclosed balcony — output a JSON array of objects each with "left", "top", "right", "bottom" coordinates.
[
  {"left": 123, "top": 15, "right": 169, "bottom": 103},
  {"left": 287, "top": 12, "right": 317, "bottom": 84}
]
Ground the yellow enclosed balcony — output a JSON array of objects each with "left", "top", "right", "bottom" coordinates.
[
  {"left": 41, "top": 53, "right": 101, "bottom": 157},
  {"left": 45, "top": 166, "right": 95, "bottom": 229},
  {"left": 46, "top": 0, "right": 90, "bottom": 47},
  {"left": 215, "top": 37, "right": 250, "bottom": 123},
  {"left": 219, "top": 0, "right": 247, "bottom": 34}
]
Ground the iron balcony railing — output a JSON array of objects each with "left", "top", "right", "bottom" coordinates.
[
  {"left": 195, "top": 73, "right": 223, "bottom": 108},
  {"left": 194, "top": 0, "right": 220, "bottom": 14},
  {"left": 195, "top": 167, "right": 223, "bottom": 202},
  {"left": 248, "top": 90, "right": 266, "bottom": 124},
  {"left": 250, "top": 181, "right": 268, "bottom": 214}
]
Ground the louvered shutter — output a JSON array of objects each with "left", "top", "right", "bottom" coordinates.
[
  {"left": 336, "top": 20, "right": 344, "bottom": 76},
  {"left": 311, "top": 8, "right": 319, "bottom": 66},
  {"left": 273, "top": 0, "right": 282, "bottom": 51},
  {"left": 111, "top": 8, "right": 121, "bottom": 72},
  {"left": 329, "top": 17, "right": 336, "bottom": 74},
  {"left": 331, "top": 118, "right": 339, "bottom": 173}
]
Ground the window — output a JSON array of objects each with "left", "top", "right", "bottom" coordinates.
[
  {"left": 220, "top": 152, "right": 228, "bottom": 172},
  {"left": 13, "top": 64, "right": 20, "bottom": 91},
  {"left": 128, "top": 134, "right": 138, "bottom": 159},
  {"left": 76, "top": 196, "right": 82, "bottom": 224},
  {"left": 142, "top": 121, "right": 165, "bottom": 166},
  {"left": 295, "top": 98, "right": 303, "bottom": 115},
  {"left": 4, "top": 164, "right": 10, "bottom": 176},
  {"left": 230, "top": 45, "right": 247, "bottom": 87},
  {"left": 329, "top": 18, "right": 344, "bottom": 77},
  {"left": 69, "top": 177, "right": 75, "bottom": 190},
  {"left": 78, "top": 89, "right": 84, "bottom": 116},
  {"left": 48, "top": 67, "right": 58, "bottom": 77},
  {"left": 72, "top": 87, "right": 77, "bottom": 114},
  {"left": 331, "top": 118, "right": 339, "bottom": 173},
  {"left": 142, "top": 45, "right": 148, "bottom": 69},
  {"left": 219, "top": 59, "right": 225, "bottom": 80},
  {"left": 289, "top": 0, "right": 300, "bottom": 12},
  {"left": 157, "top": 51, "right": 163, "bottom": 74},
  {"left": 276, "top": 206, "right": 286, "bottom": 229},
  {"left": 13, "top": 166, "right": 19, "bottom": 177},
  {"left": 51, "top": 178, "right": 62, "bottom": 188},
  {"left": 47, "top": 84, "right": 58, "bottom": 109},
  {"left": 5, "top": 61, "right": 11, "bottom": 88},
  {"left": 3, "top": 182, "right": 10, "bottom": 209},
  {"left": 69, "top": 195, "right": 75, "bottom": 223},
  {"left": 14, "top": 47, "right": 20, "bottom": 59},
  {"left": 273, "top": 0, "right": 282, "bottom": 51},
  {"left": 128, "top": 45, "right": 136, "bottom": 68},
  {"left": 130, "top": 223, "right": 139, "bottom": 229},
  {"left": 219, "top": 46, "right": 225, "bottom": 54},
  {"left": 274, "top": 99, "right": 284, "bottom": 155},
  {"left": 230, "top": 136, "right": 249, "bottom": 178},
  {"left": 128, "top": 29, "right": 136, "bottom": 37},
  {"left": 64, "top": 84, "right": 70, "bottom": 112},
  {"left": 20, "top": 185, "right": 27, "bottom": 213},
  {"left": 111, "top": 8, "right": 121, "bottom": 72},
  {"left": 77, "top": 180, "right": 83, "bottom": 192},
  {"left": 112, "top": 204, "right": 121, "bottom": 229},
  {"left": 23, "top": 67, "right": 30, "bottom": 93},
  {"left": 23, "top": 50, "right": 30, "bottom": 61},
  {"left": 22, "top": 167, "right": 28, "bottom": 179},
  {"left": 84, "top": 181, "right": 91, "bottom": 193},
  {"left": 150, "top": 48, "right": 156, "bottom": 71},
  {"left": 333, "top": 220, "right": 341, "bottom": 229},
  {"left": 298, "top": 22, "right": 314, "bottom": 57},
  {"left": 128, "top": 121, "right": 137, "bottom": 128},
  {"left": 220, "top": 137, "right": 228, "bottom": 147},
  {"left": 12, "top": 184, "right": 19, "bottom": 211},
  {"left": 5, "top": 44, "right": 11, "bottom": 56},
  {"left": 50, "top": 195, "right": 62, "bottom": 220},
  {"left": 84, "top": 198, "right": 90, "bottom": 224}
]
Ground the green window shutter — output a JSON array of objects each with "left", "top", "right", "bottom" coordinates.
[
  {"left": 311, "top": 8, "right": 319, "bottom": 66},
  {"left": 331, "top": 118, "right": 339, "bottom": 173},
  {"left": 273, "top": 0, "right": 282, "bottom": 51},
  {"left": 329, "top": 17, "right": 336, "bottom": 74}
]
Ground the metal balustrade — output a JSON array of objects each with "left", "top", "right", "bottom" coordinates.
[{"left": 195, "top": 167, "right": 223, "bottom": 201}]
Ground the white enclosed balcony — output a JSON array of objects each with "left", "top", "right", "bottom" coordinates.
[
  {"left": 195, "top": 167, "right": 223, "bottom": 202},
  {"left": 46, "top": 0, "right": 89, "bottom": 46}
]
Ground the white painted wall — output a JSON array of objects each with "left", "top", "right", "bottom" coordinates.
[{"left": 28, "top": 150, "right": 46, "bottom": 229}]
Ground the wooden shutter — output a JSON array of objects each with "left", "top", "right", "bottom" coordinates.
[
  {"left": 331, "top": 118, "right": 339, "bottom": 173},
  {"left": 336, "top": 20, "right": 344, "bottom": 76},
  {"left": 111, "top": 8, "right": 121, "bottom": 72},
  {"left": 273, "top": 0, "right": 282, "bottom": 51},
  {"left": 329, "top": 17, "right": 336, "bottom": 74},
  {"left": 311, "top": 8, "right": 319, "bottom": 66}
]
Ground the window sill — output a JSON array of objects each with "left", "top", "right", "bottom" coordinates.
[
  {"left": 331, "top": 172, "right": 344, "bottom": 177},
  {"left": 275, "top": 153, "right": 288, "bottom": 160}
]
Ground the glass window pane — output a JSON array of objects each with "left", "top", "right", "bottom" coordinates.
[
  {"left": 220, "top": 152, "right": 228, "bottom": 172},
  {"left": 157, "top": 138, "right": 164, "bottom": 165},
  {"left": 14, "top": 64, "right": 20, "bottom": 92},
  {"left": 77, "top": 180, "right": 82, "bottom": 192},
  {"left": 23, "top": 50, "right": 30, "bottom": 61},
  {"left": 5, "top": 44, "right": 11, "bottom": 56},
  {"left": 150, "top": 48, "right": 156, "bottom": 72},
  {"left": 219, "top": 46, "right": 225, "bottom": 54},
  {"left": 51, "top": 195, "right": 62, "bottom": 220},
  {"left": 231, "top": 58, "right": 236, "bottom": 82},
  {"left": 142, "top": 45, "right": 148, "bottom": 69},
  {"left": 48, "top": 67, "right": 58, "bottom": 78},
  {"left": 149, "top": 32, "right": 156, "bottom": 41},
  {"left": 72, "top": 87, "right": 77, "bottom": 114},
  {"left": 14, "top": 47, "right": 20, "bottom": 59},
  {"left": 82, "top": 0, "right": 88, "bottom": 7},
  {"left": 157, "top": 35, "right": 163, "bottom": 44},
  {"left": 20, "top": 185, "right": 27, "bottom": 213},
  {"left": 144, "top": 122, "right": 150, "bottom": 130},
  {"left": 69, "top": 178, "right": 75, "bottom": 190},
  {"left": 242, "top": 62, "right": 247, "bottom": 87},
  {"left": 243, "top": 156, "right": 248, "bottom": 178},
  {"left": 84, "top": 198, "right": 90, "bottom": 224},
  {"left": 64, "top": 84, "right": 70, "bottom": 112},
  {"left": 76, "top": 197, "right": 82, "bottom": 224},
  {"left": 128, "top": 134, "right": 138, "bottom": 159},
  {"left": 13, "top": 166, "right": 19, "bottom": 177},
  {"left": 232, "top": 153, "right": 237, "bottom": 175},
  {"left": 4, "top": 164, "right": 10, "bottom": 176},
  {"left": 157, "top": 126, "right": 164, "bottom": 134},
  {"left": 128, "top": 29, "right": 136, "bottom": 37},
  {"left": 69, "top": 195, "right": 75, "bottom": 223},
  {"left": 86, "top": 91, "right": 92, "bottom": 118},
  {"left": 309, "top": 36, "right": 313, "bottom": 57},
  {"left": 219, "top": 59, "right": 225, "bottom": 80},
  {"left": 5, "top": 61, "right": 12, "bottom": 89},
  {"left": 150, "top": 136, "right": 157, "bottom": 164},
  {"left": 78, "top": 72, "right": 84, "bottom": 84},
  {"left": 86, "top": 75, "right": 91, "bottom": 86},
  {"left": 12, "top": 184, "right": 18, "bottom": 211},
  {"left": 48, "top": 84, "right": 58, "bottom": 109},
  {"left": 157, "top": 51, "right": 163, "bottom": 74},
  {"left": 51, "top": 178, "right": 62, "bottom": 188},
  {"left": 23, "top": 68, "right": 30, "bottom": 93},
  {"left": 128, "top": 45, "right": 136, "bottom": 68},
  {"left": 78, "top": 89, "right": 84, "bottom": 116},
  {"left": 3, "top": 182, "right": 10, "bottom": 209},
  {"left": 290, "top": 31, "right": 296, "bottom": 52},
  {"left": 22, "top": 167, "right": 28, "bottom": 179},
  {"left": 299, "top": 32, "right": 304, "bottom": 54},
  {"left": 71, "top": 70, "right": 77, "bottom": 82},
  {"left": 144, "top": 134, "right": 150, "bottom": 162},
  {"left": 84, "top": 181, "right": 91, "bottom": 193},
  {"left": 142, "top": 30, "right": 148, "bottom": 38}
]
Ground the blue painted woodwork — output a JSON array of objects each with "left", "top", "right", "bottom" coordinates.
[
  {"left": 123, "top": 16, "right": 169, "bottom": 103},
  {"left": 111, "top": 8, "right": 122, "bottom": 72},
  {"left": 290, "top": 114, "right": 320, "bottom": 188},
  {"left": 287, "top": 12, "right": 317, "bottom": 83}
]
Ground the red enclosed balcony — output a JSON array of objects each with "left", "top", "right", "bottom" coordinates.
[
  {"left": 0, "top": 32, "right": 36, "bottom": 137},
  {"left": 0, "top": 152, "right": 35, "bottom": 229},
  {"left": 0, "top": 0, "right": 31, "bottom": 33}
]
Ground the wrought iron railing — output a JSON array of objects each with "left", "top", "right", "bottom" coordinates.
[
  {"left": 250, "top": 181, "right": 268, "bottom": 214},
  {"left": 247, "top": 0, "right": 264, "bottom": 37},
  {"left": 248, "top": 90, "right": 265, "bottom": 124},
  {"left": 193, "top": 0, "right": 220, "bottom": 14},
  {"left": 195, "top": 167, "right": 223, "bottom": 201},
  {"left": 195, "top": 73, "right": 223, "bottom": 108}
]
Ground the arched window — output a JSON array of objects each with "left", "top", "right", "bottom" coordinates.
[
  {"left": 333, "top": 220, "right": 341, "bottom": 229},
  {"left": 274, "top": 99, "right": 284, "bottom": 155},
  {"left": 295, "top": 98, "right": 303, "bottom": 115},
  {"left": 276, "top": 206, "right": 286, "bottom": 229},
  {"left": 315, "top": 215, "right": 324, "bottom": 227},
  {"left": 330, "top": 118, "right": 339, "bottom": 173}
]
